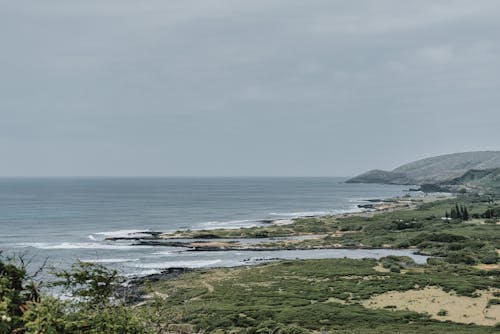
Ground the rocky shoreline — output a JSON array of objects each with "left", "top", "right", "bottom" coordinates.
[{"left": 105, "top": 195, "right": 450, "bottom": 252}]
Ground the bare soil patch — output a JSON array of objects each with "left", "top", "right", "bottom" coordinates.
[{"left": 362, "top": 286, "right": 500, "bottom": 326}]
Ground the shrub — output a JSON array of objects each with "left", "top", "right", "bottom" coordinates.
[
  {"left": 280, "top": 324, "right": 309, "bottom": 334},
  {"left": 437, "top": 309, "right": 448, "bottom": 316},
  {"left": 480, "top": 251, "right": 498, "bottom": 265},
  {"left": 390, "top": 265, "right": 401, "bottom": 273},
  {"left": 488, "top": 299, "right": 500, "bottom": 307},
  {"left": 446, "top": 251, "right": 478, "bottom": 265},
  {"left": 1, "top": 258, "right": 151, "bottom": 334},
  {"left": 52, "top": 260, "right": 123, "bottom": 306},
  {"left": 0, "top": 255, "right": 39, "bottom": 333}
]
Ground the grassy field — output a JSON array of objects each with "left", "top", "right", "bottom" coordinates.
[{"left": 137, "top": 257, "right": 500, "bottom": 333}]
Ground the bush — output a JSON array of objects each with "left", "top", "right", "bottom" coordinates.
[
  {"left": 390, "top": 265, "right": 401, "bottom": 273},
  {"left": 437, "top": 309, "right": 448, "bottom": 316},
  {"left": 480, "top": 251, "right": 498, "bottom": 265},
  {"left": 488, "top": 299, "right": 500, "bottom": 307},
  {"left": 280, "top": 324, "right": 309, "bottom": 334},
  {"left": 52, "top": 260, "right": 123, "bottom": 306},
  {"left": 0, "top": 255, "right": 39, "bottom": 333},
  {"left": 1, "top": 258, "right": 151, "bottom": 334},
  {"left": 446, "top": 251, "right": 478, "bottom": 265}
]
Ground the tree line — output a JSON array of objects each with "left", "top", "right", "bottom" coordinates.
[{"left": 445, "top": 204, "right": 469, "bottom": 220}]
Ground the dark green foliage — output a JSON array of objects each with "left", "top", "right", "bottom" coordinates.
[
  {"left": 462, "top": 206, "right": 470, "bottom": 220},
  {"left": 448, "top": 204, "right": 470, "bottom": 220},
  {"left": 328, "top": 198, "right": 498, "bottom": 265},
  {"left": 483, "top": 206, "right": 500, "bottom": 219},
  {"left": 391, "top": 220, "right": 424, "bottom": 230},
  {"left": 437, "top": 309, "right": 448, "bottom": 316},
  {"left": 52, "top": 260, "right": 123, "bottom": 306},
  {"left": 1, "top": 258, "right": 151, "bottom": 333},
  {"left": 0, "top": 255, "right": 39, "bottom": 333}
]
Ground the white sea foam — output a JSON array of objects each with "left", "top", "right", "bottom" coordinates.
[
  {"left": 18, "top": 242, "right": 151, "bottom": 250},
  {"left": 196, "top": 219, "right": 260, "bottom": 230},
  {"left": 125, "top": 269, "right": 162, "bottom": 277},
  {"left": 89, "top": 229, "right": 149, "bottom": 240},
  {"left": 348, "top": 198, "right": 377, "bottom": 203},
  {"left": 269, "top": 207, "right": 362, "bottom": 218},
  {"left": 80, "top": 258, "right": 139, "bottom": 264},
  {"left": 149, "top": 251, "right": 174, "bottom": 256},
  {"left": 128, "top": 259, "right": 221, "bottom": 269}
]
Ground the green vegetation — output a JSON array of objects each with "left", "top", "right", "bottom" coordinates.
[
  {"left": 135, "top": 257, "right": 500, "bottom": 333},
  {"left": 2, "top": 194, "right": 499, "bottom": 333},
  {"left": 444, "top": 168, "right": 500, "bottom": 194},
  {"left": 1, "top": 257, "right": 150, "bottom": 333},
  {"left": 167, "top": 195, "right": 499, "bottom": 266},
  {"left": 437, "top": 309, "right": 448, "bottom": 316},
  {"left": 320, "top": 196, "right": 499, "bottom": 265},
  {"left": 446, "top": 204, "right": 469, "bottom": 220},
  {"left": 3, "top": 254, "right": 498, "bottom": 333}
]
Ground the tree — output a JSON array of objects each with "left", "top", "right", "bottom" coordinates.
[
  {"left": 0, "top": 254, "right": 40, "bottom": 333},
  {"left": 52, "top": 260, "right": 123, "bottom": 307},
  {"left": 2, "top": 257, "right": 151, "bottom": 334},
  {"left": 455, "top": 204, "right": 461, "bottom": 219},
  {"left": 48, "top": 261, "right": 148, "bottom": 333},
  {"left": 462, "top": 206, "right": 470, "bottom": 221}
]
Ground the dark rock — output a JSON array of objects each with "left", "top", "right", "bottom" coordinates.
[{"left": 190, "top": 233, "right": 221, "bottom": 239}]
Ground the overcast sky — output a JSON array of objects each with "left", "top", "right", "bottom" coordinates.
[{"left": 1, "top": 1, "right": 499, "bottom": 177}]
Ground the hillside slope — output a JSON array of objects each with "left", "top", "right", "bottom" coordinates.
[
  {"left": 443, "top": 168, "right": 500, "bottom": 193},
  {"left": 347, "top": 151, "right": 500, "bottom": 185}
]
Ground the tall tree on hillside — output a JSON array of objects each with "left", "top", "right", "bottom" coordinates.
[
  {"left": 450, "top": 208, "right": 457, "bottom": 219},
  {"left": 462, "top": 206, "right": 469, "bottom": 220}
]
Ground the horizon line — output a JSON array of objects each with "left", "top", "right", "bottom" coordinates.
[{"left": 0, "top": 175, "right": 353, "bottom": 179}]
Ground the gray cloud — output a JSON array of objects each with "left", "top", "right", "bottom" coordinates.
[{"left": 1, "top": 1, "right": 499, "bottom": 176}]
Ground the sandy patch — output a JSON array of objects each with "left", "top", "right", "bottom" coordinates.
[
  {"left": 188, "top": 241, "right": 235, "bottom": 249},
  {"left": 325, "top": 297, "right": 346, "bottom": 304},
  {"left": 475, "top": 263, "right": 500, "bottom": 271},
  {"left": 373, "top": 264, "right": 391, "bottom": 273},
  {"left": 468, "top": 219, "right": 486, "bottom": 225},
  {"left": 273, "top": 219, "right": 294, "bottom": 226},
  {"left": 362, "top": 286, "right": 500, "bottom": 326},
  {"left": 339, "top": 275, "right": 390, "bottom": 281},
  {"left": 201, "top": 280, "right": 214, "bottom": 293}
]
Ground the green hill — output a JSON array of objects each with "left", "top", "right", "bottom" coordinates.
[
  {"left": 347, "top": 151, "right": 500, "bottom": 186},
  {"left": 442, "top": 168, "right": 500, "bottom": 194}
]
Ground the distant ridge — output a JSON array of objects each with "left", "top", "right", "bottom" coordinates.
[
  {"left": 347, "top": 151, "right": 500, "bottom": 186},
  {"left": 443, "top": 168, "right": 500, "bottom": 193}
]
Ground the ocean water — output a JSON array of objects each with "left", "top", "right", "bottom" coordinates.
[{"left": 0, "top": 177, "right": 425, "bottom": 276}]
